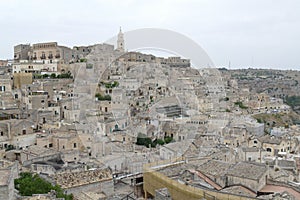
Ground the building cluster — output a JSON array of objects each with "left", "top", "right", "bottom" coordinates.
[
  {"left": 0, "top": 29, "right": 300, "bottom": 200},
  {"left": 221, "top": 68, "right": 300, "bottom": 104}
]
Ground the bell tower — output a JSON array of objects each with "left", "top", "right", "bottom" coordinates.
[{"left": 117, "top": 27, "right": 125, "bottom": 52}]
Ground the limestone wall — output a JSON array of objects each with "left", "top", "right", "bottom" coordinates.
[{"left": 64, "top": 179, "right": 113, "bottom": 196}]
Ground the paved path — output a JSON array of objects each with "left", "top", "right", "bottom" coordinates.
[{"left": 260, "top": 184, "right": 300, "bottom": 199}]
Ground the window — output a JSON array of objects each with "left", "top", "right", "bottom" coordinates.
[
  {"left": 254, "top": 140, "right": 257, "bottom": 144},
  {"left": 0, "top": 131, "right": 3, "bottom": 136},
  {"left": 49, "top": 143, "right": 53, "bottom": 148},
  {"left": 266, "top": 148, "right": 272, "bottom": 152},
  {"left": 41, "top": 52, "right": 46, "bottom": 59},
  {"left": 73, "top": 143, "right": 77, "bottom": 148},
  {"left": 22, "top": 130, "right": 26, "bottom": 135}
]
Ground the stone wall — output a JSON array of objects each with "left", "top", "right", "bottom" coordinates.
[
  {"left": 226, "top": 173, "right": 267, "bottom": 192},
  {"left": 0, "top": 185, "right": 10, "bottom": 200},
  {"left": 64, "top": 179, "right": 113, "bottom": 196},
  {"left": 21, "top": 153, "right": 60, "bottom": 166},
  {"left": 31, "top": 164, "right": 56, "bottom": 175}
]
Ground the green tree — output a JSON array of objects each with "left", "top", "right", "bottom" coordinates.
[
  {"left": 164, "top": 136, "right": 173, "bottom": 144},
  {"left": 50, "top": 73, "right": 56, "bottom": 78},
  {"left": 57, "top": 72, "right": 72, "bottom": 79},
  {"left": 156, "top": 139, "right": 165, "bottom": 145},
  {"left": 14, "top": 172, "right": 73, "bottom": 200}
]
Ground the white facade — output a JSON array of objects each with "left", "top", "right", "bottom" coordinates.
[{"left": 12, "top": 60, "right": 58, "bottom": 73}]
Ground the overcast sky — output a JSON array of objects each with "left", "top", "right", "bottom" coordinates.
[{"left": 1, "top": 0, "right": 300, "bottom": 69}]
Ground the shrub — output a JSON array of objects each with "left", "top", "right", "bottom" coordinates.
[
  {"left": 136, "top": 136, "right": 153, "bottom": 148},
  {"left": 57, "top": 72, "right": 72, "bottom": 79},
  {"left": 103, "top": 81, "right": 119, "bottom": 88},
  {"left": 234, "top": 101, "right": 248, "bottom": 109},
  {"left": 257, "top": 118, "right": 263, "bottom": 123},
  {"left": 50, "top": 73, "right": 56, "bottom": 78},
  {"left": 156, "top": 139, "right": 165, "bottom": 145},
  {"left": 5, "top": 144, "right": 15, "bottom": 152},
  {"left": 14, "top": 172, "right": 73, "bottom": 200},
  {"left": 136, "top": 134, "right": 173, "bottom": 148},
  {"left": 95, "top": 93, "right": 111, "bottom": 101},
  {"left": 164, "top": 136, "right": 173, "bottom": 144}
]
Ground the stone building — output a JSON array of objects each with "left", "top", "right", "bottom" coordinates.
[
  {"left": 194, "top": 160, "right": 269, "bottom": 193},
  {"left": 14, "top": 44, "right": 31, "bottom": 61},
  {"left": 13, "top": 73, "right": 32, "bottom": 89},
  {"left": 248, "top": 135, "right": 298, "bottom": 157},
  {"left": 12, "top": 42, "right": 74, "bottom": 76},
  {"left": 0, "top": 60, "right": 8, "bottom": 67},
  {"left": 20, "top": 145, "right": 60, "bottom": 166},
  {"left": 117, "top": 27, "right": 125, "bottom": 52},
  {"left": 118, "top": 52, "right": 156, "bottom": 63},
  {"left": 0, "top": 160, "right": 19, "bottom": 200},
  {"left": 51, "top": 168, "right": 113, "bottom": 196},
  {"left": 28, "top": 42, "right": 72, "bottom": 63},
  {"left": 197, "top": 159, "right": 232, "bottom": 188},
  {"left": 12, "top": 61, "right": 58, "bottom": 74},
  {"left": 239, "top": 147, "right": 266, "bottom": 162},
  {"left": 0, "top": 74, "right": 12, "bottom": 93},
  {"left": 226, "top": 162, "right": 268, "bottom": 192},
  {"left": 23, "top": 91, "right": 48, "bottom": 110},
  {"left": 157, "top": 56, "right": 190, "bottom": 68}
]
